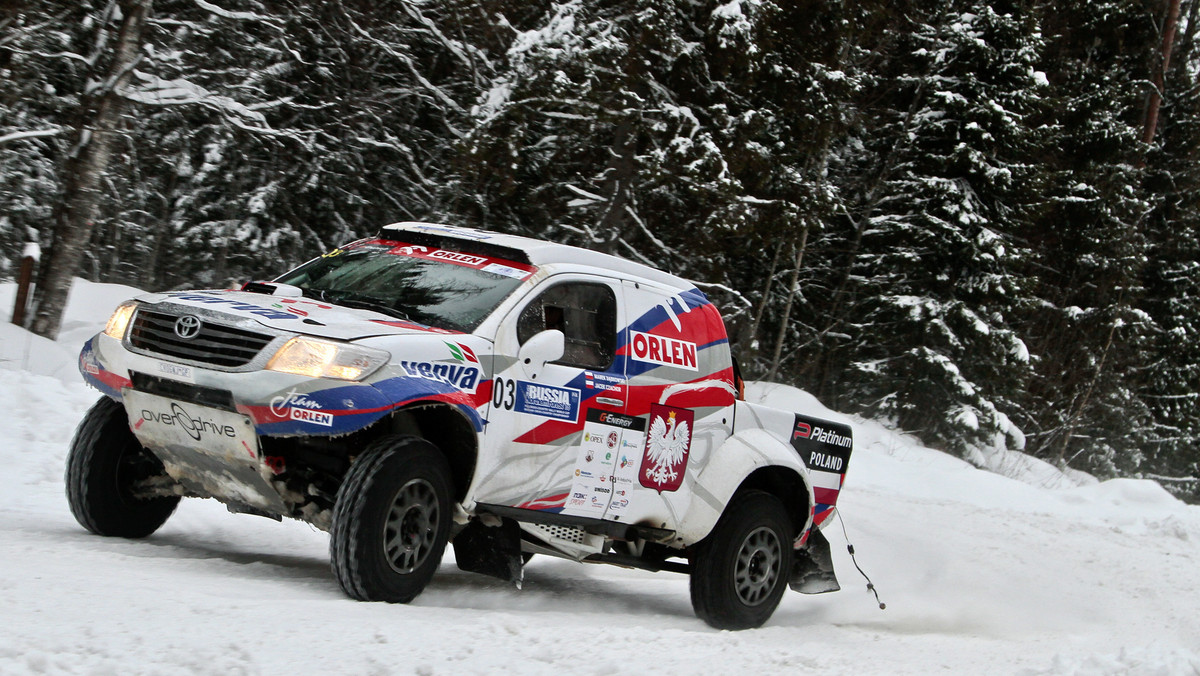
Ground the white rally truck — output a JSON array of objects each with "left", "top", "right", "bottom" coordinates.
[{"left": 68, "top": 222, "right": 854, "bottom": 629}]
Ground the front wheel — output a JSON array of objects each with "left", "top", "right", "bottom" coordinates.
[
  {"left": 689, "top": 490, "right": 794, "bottom": 630},
  {"left": 65, "top": 396, "right": 180, "bottom": 538},
  {"left": 330, "top": 435, "right": 453, "bottom": 603}
]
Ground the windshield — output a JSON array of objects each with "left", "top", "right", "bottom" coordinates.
[{"left": 274, "top": 239, "right": 536, "bottom": 333}]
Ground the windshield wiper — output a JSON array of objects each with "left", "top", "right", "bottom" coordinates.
[
  {"left": 300, "top": 288, "right": 437, "bottom": 326},
  {"left": 326, "top": 295, "right": 413, "bottom": 322},
  {"left": 303, "top": 287, "right": 332, "bottom": 303}
]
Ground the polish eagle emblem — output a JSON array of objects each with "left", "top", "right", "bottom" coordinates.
[{"left": 641, "top": 404, "right": 694, "bottom": 491}]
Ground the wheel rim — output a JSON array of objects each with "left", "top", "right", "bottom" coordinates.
[
  {"left": 734, "top": 526, "right": 783, "bottom": 606},
  {"left": 383, "top": 478, "right": 440, "bottom": 574}
]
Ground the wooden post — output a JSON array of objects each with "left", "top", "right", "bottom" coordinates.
[{"left": 11, "top": 243, "right": 40, "bottom": 327}]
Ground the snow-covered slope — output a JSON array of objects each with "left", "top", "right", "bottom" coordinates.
[{"left": 1, "top": 280, "right": 1198, "bottom": 675}]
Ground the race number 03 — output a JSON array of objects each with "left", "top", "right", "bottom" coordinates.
[{"left": 492, "top": 377, "right": 516, "bottom": 410}]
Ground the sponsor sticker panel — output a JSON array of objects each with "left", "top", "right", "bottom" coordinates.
[
  {"left": 583, "top": 371, "right": 626, "bottom": 394},
  {"left": 606, "top": 430, "right": 645, "bottom": 519},
  {"left": 266, "top": 388, "right": 334, "bottom": 429},
  {"left": 428, "top": 250, "right": 487, "bottom": 266},
  {"left": 397, "top": 360, "right": 482, "bottom": 394},
  {"left": 156, "top": 361, "right": 194, "bottom": 382},
  {"left": 481, "top": 262, "right": 533, "bottom": 280},
  {"left": 290, "top": 408, "right": 333, "bottom": 427},
  {"left": 791, "top": 413, "right": 853, "bottom": 514},
  {"left": 561, "top": 410, "right": 646, "bottom": 518},
  {"left": 167, "top": 293, "right": 298, "bottom": 321}
]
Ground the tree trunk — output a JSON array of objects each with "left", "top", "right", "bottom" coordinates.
[
  {"left": 766, "top": 224, "right": 810, "bottom": 383},
  {"left": 1142, "top": 0, "right": 1183, "bottom": 147},
  {"left": 741, "top": 241, "right": 783, "bottom": 362},
  {"left": 1056, "top": 312, "right": 1122, "bottom": 466},
  {"left": 31, "top": 0, "right": 152, "bottom": 339},
  {"left": 595, "top": 118, "right": 637, "bottom": 255}
]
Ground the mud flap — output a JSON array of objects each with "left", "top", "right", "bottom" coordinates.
[
  {"left": 452, "top": 517, "right": 524, "bottom": 587},
  {"left": 789, "top": 527, "right": 841, "bottom": 594}
]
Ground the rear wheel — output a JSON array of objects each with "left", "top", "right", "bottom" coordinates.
[
  {"left": 689, "top": 490, "right": 793, "bottom": 629},
  {"left": 330, "top": 435, "right": 453, "bottom": 603},
  {"left": 66, "top": 396, "right": 180, "bottom": 538}
]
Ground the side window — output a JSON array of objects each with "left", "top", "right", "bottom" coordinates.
[{"left": 517, "top": 283, "right": 617, "bottom": 370}]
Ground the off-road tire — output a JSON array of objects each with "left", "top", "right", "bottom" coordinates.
[
  {"left": 330, "top": 435, "right": 453, "bottom": 603},
  {"left": 66, "top": 396, "right": 180, "bottom": 538},
  {"left": 689, "top": 490, "right": 794, "bottom": 630}
]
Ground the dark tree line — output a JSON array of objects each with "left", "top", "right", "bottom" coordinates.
[{"left": 2, "top": 0, "right": 1197, "bottom": 498}]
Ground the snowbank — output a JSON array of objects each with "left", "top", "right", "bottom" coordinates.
[{"left": 1, "top": 278, "right": 142, "bottom": 382}]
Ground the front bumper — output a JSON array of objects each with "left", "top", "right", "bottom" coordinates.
[
  {"left": 78, "top": 309, "right": 490, "bottom": 519},
  {"left": 80, "top": 332, "right": 398, "bottom": 438},
  {"left": 80, "top": 331, "right": 399, "bottom": 516}
]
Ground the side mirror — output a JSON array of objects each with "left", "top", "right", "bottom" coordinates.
[{"left": 518, "top": 329, "right": 565, "bottom": 377}]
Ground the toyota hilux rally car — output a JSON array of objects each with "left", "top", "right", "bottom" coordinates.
[{"left": 68, "top": 221, "right": 854, "bottom": 629}]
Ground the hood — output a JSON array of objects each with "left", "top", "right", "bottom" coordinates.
[{"left": 136, "top": 289, "right": 465, "bottom": 342}]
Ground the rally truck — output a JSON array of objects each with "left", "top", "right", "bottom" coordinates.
[{"left": 68, "top": 221, "right": 854, "bottom": 629}]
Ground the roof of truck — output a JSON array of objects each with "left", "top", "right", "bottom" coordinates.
[{"left": 379, "top": 221, "right": 695, "bottom": 293}]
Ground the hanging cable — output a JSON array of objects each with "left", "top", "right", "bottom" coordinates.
[{"left": 836, "top": 509, "right": 886, "bottom": 610}]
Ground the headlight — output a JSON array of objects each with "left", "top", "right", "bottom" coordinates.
[
  {"left": 265, "top": 336, "right": 389, "bottom": 381},
  {"left": 104, "top": 301, "right": 138, "bottom": 339}
]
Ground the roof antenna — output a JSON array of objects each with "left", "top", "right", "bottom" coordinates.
[{"left": 836, "top": 509, "right": 886, "bottom": 610}]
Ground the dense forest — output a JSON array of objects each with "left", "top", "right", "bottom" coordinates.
[{"left": 2, "top": 0, "right": 1197, "bottom": 499}]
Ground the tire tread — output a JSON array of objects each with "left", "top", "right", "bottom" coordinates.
[
  {"left": 65, "top": 396, "right": 179, "bottom": 538},
  {"left": 689, "top": 489, "right": 793, "bottom": 630},
  {"left": 330, "top": 435, "right": 452, "bottom": 603}
]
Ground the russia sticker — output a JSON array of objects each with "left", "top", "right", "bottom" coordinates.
[{"left": 514, "top": 381, "right": 580, "bottom": 422}]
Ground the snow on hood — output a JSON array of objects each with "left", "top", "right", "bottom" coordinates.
[{"left": 135, "top": 289, "right": 463, "bottom": 341}]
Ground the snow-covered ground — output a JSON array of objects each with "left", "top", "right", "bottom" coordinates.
[{"left": 2, "top": 280, "right": 1198, "bottom": 675}]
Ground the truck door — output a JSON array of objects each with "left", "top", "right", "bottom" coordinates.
[{"left": 475, "top": 275, "right": 630, "bottom": 518}]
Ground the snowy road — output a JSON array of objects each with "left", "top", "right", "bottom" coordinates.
[{"left": 2, "top": 281, "right": 1198, "bottom": 675}]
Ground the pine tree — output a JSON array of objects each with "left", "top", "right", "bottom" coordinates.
[
  {"left": 0, "top": 2, "right": 108, "bottom": 283},
  {"left": 5, "top": 0, "right": 498, "bottom": 294},
  {"left": 809, "top": 2, "right": 1041, "bottom": 460},
  {"left": 448, "top": 0, "right": 861, "bottom": 355},
  {"left": 1136, "top": 0, "right": 1200, "bottom": 499},
  {"left": 1016, "top": 0, "right": 1159, "bottom": 476}
]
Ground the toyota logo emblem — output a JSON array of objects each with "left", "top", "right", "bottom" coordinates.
[{"left": 174, "top": 315, "right": 202, "bottom": 339}]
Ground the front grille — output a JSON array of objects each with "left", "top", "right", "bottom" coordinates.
[{"left": 129, "top": 309, "right": 274, "bottom": 367}]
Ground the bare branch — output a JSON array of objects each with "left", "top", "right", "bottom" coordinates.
[
  {"left": 191, "top": 0, "right": 284, "bottom": 28},
  {"left": 338, "top": 6, "right": 466, "bottom": 121},
  {"left": 0, "top": 128, "right": 62, "bottom": 146}
]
